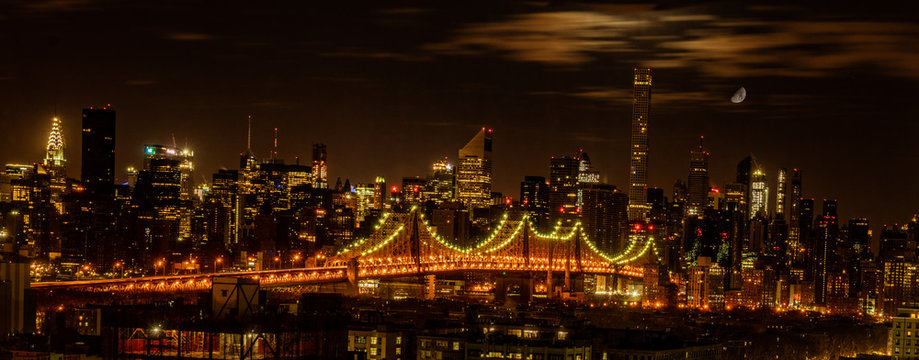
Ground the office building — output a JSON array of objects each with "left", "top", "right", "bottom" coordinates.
[
  {"left": 687, "top": 136, "right": 709, "bottom": 216},
  {"left": 312, "top": 143, "right": 328, "bottom": 189},
  {"left": 548, "top": 155, "right": 580, "bottom": 219},
  {"left": 425, "top": 158, "right": 454, "bottom": 205},
  {"left": 628, "top": 68, "right": 652, "bottom": 220},
  {"left": 456, "top": 128, "right": 492, "bottom": 210},
  {"left": 775, "top": 168, "right": 787, "bottom": 219},
  {"left": 520, "top": 176, "right": 549, "bottom": 229},
  {"left": 81, "top": 107, "right": 116, "bottom": 196}
]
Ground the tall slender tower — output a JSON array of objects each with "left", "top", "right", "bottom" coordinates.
[
  {"left": 312, "top": 143, "right": 328, "bottom": 189},
  {"left": 628, "top": 68, "right": 652, "bottom": 220},
  {"left": 775, "top": 168, "right": 787, "bottom": 219},
  {"left": 44, "top": 116, "right": 65, "bottom": 169},
  {"left": 687, "top": 136, "right": 709, "bottom": 216},
  {"left": 456, "top": 128, "right": 493, "bottom": 210}
]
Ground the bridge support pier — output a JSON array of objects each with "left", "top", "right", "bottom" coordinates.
[
  {"left": 346, "top": 259, "right": 359, "bottom": 295},
  {"left": 494, "top": 273, "right": 533, "bottom": 306}
]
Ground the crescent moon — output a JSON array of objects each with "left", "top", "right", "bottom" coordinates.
[{"left": 731, "top": 87, "right": 746, "bottom": 103}]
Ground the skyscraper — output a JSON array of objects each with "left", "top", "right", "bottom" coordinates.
[
  {"left": 775, "top": 168, "right": 787, "bottom": 219},
  {"left": 312, "top": 144, "right": 328, "bottom": 189},
  {"left": 43, "top": 116, "right": 66, "bottom": 175},
  {"left": 687, "top": 136, "right": 710, "bottom": 216},
  {"left": 581, "top": 183, "right": 628, "bottom": 254},
  {"left": 548, "top": 155, "right": 580, "bottom": 218},
  {"left": 81, "top": 107, "right": 116, "bottom": 196},
  {"left": 628, "top": 68, "right": 652, "bottom": 220},
  {"left": 814, "top": 200, "right": 839, "bottom": 304},
  {"left": 456, "top": 128, "right": 492, "bottom": 210},
  {"left": 424, "top": 158, "right": 454, "bottom": 205},
  {"left": 520, "top": 176, "right": 549, "bottom": 228},
  {"left": 787, "top": 169, "right": 803, "bottom": 262},
  {"left": 371, "top": 176, "right": 387, "bottom": 210},
  {"left": 749, "top": 169, "right": 769, "bottom": 219}
]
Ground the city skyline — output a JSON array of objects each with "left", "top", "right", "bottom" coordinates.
[{"left": 3, "top": 105, "right": 912, "bottom": 230}]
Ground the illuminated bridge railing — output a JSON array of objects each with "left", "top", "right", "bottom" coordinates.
[{"left": 31, "top": 266, "right": 348, "bottom": 293}]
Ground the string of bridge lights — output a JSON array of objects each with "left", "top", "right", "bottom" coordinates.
[
  {"left": 481, "top": 216, "right": 528, "bottom": 253},
  {"left": 336, "top": 212, "right": 393, "bottom": 255},
  {"left": 337, "top": 208, "right": 660, "bottom": 265},
  {"left": 418, "top": 212, "right": 511, "bottom": 254},
  {"left": 360, "top": 225, "right": 406, "bottom": 257}
]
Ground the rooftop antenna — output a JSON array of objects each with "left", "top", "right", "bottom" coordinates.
[
  {"left": 699, "top": 135, "right": 704, "bottom": 150},
  {"left": 273, "top": 127, "right": 279, "bottom": 160},
  {"left": 247, "top": 114, "right": 252, "bottom": 153}
]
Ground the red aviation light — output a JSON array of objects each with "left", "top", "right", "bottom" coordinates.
[
  {"left": 634, "top": 223, "right": 642, "bottom": 231},
  {"left": 505, "top": 197, "right": 512, "bottom": 205},
  {"left": 559, "top": 206, "right": 565, "bottom": 213},
  {"left": 648, "top": 224, "right": 654, "bottom": 231},
  {"left": 391, "top": 186, "right": 398, "bottom": 193}
]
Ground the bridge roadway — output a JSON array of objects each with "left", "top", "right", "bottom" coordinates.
[{"left": 31, "top": 260, "right": 642, "bottom": 293}]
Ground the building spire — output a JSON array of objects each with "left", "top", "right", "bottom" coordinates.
[
  {"left": 247, "top": 114, "right": 252, "bottom": 152},
  {"left": 44, "top": 115, "right": 65, "bottom": 167}
]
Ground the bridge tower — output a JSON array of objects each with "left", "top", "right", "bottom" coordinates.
[{"left": 409, "top": 210, "right": 422, "bottom": 273}]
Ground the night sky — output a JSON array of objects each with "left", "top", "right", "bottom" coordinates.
[{"left": 1, "top": 0, "right": 917, "bottom": 227}]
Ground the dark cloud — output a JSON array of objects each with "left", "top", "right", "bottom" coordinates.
[{"left": 165, "top": 33, "right": 214, "bottom": 41}]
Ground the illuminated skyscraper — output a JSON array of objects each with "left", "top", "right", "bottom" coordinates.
[
  {"left": 373, "top": 176, "right": 386, "bottom": 210},
  {"left": 576, "top": 151, "right": 600, "bottom": 185},
  {"left": 425, "top": 158, "right": 454, "bottom": 205},
  {"left": 775, "top": 168, "right": 787, "bottom": 219},
  {"left": 749, "top": 169, "right": 769, "bottom": 219},
  {"left": 787, "top": 169, "right": 803, "bottom": 261},
  {"left": 549, "top": 155, "right": 580, "bottom": 218},
  {"left": 628, "top": 68, "right": 652, "bottom": 220},
  {"left": 43, "top": 116, "right": 66, "bottom": 174},
  {"left": 520, "top": 175, "right": 549, "bottom": 228},
  {"left": 687, "top": 136, "right": 709, "bottom": 216},
  {"left": 581, "top": 184, "right": 629, "bottom": 254},
  {"left": 312, "top": 143, "right": 328, "bottom": 189},
  {"left": 133, "top": 145, "right": 187, "bottom": 260},
  {"left": 81, "top": 107, "right": 116, "bottom": 196},
  {"left": 401, "top": 176, "right": 426, "bottom": 204},
  {"left": 456, "top": 128, "right": 492, "bottom": 210}
]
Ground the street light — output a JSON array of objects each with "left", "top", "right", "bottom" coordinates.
[
  {"left": 293, "top": 254, "right": 302, "bottom": 268},
  {"left": 274, "top": 256, "right": 281, "bottom": 269},
  {"left": 214, "top": 257, "right": 223, "bottom": 273}
]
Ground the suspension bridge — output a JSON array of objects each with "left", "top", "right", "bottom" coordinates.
[{"left": 32, "top": 207, "right": 660, "bottom": 294}]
